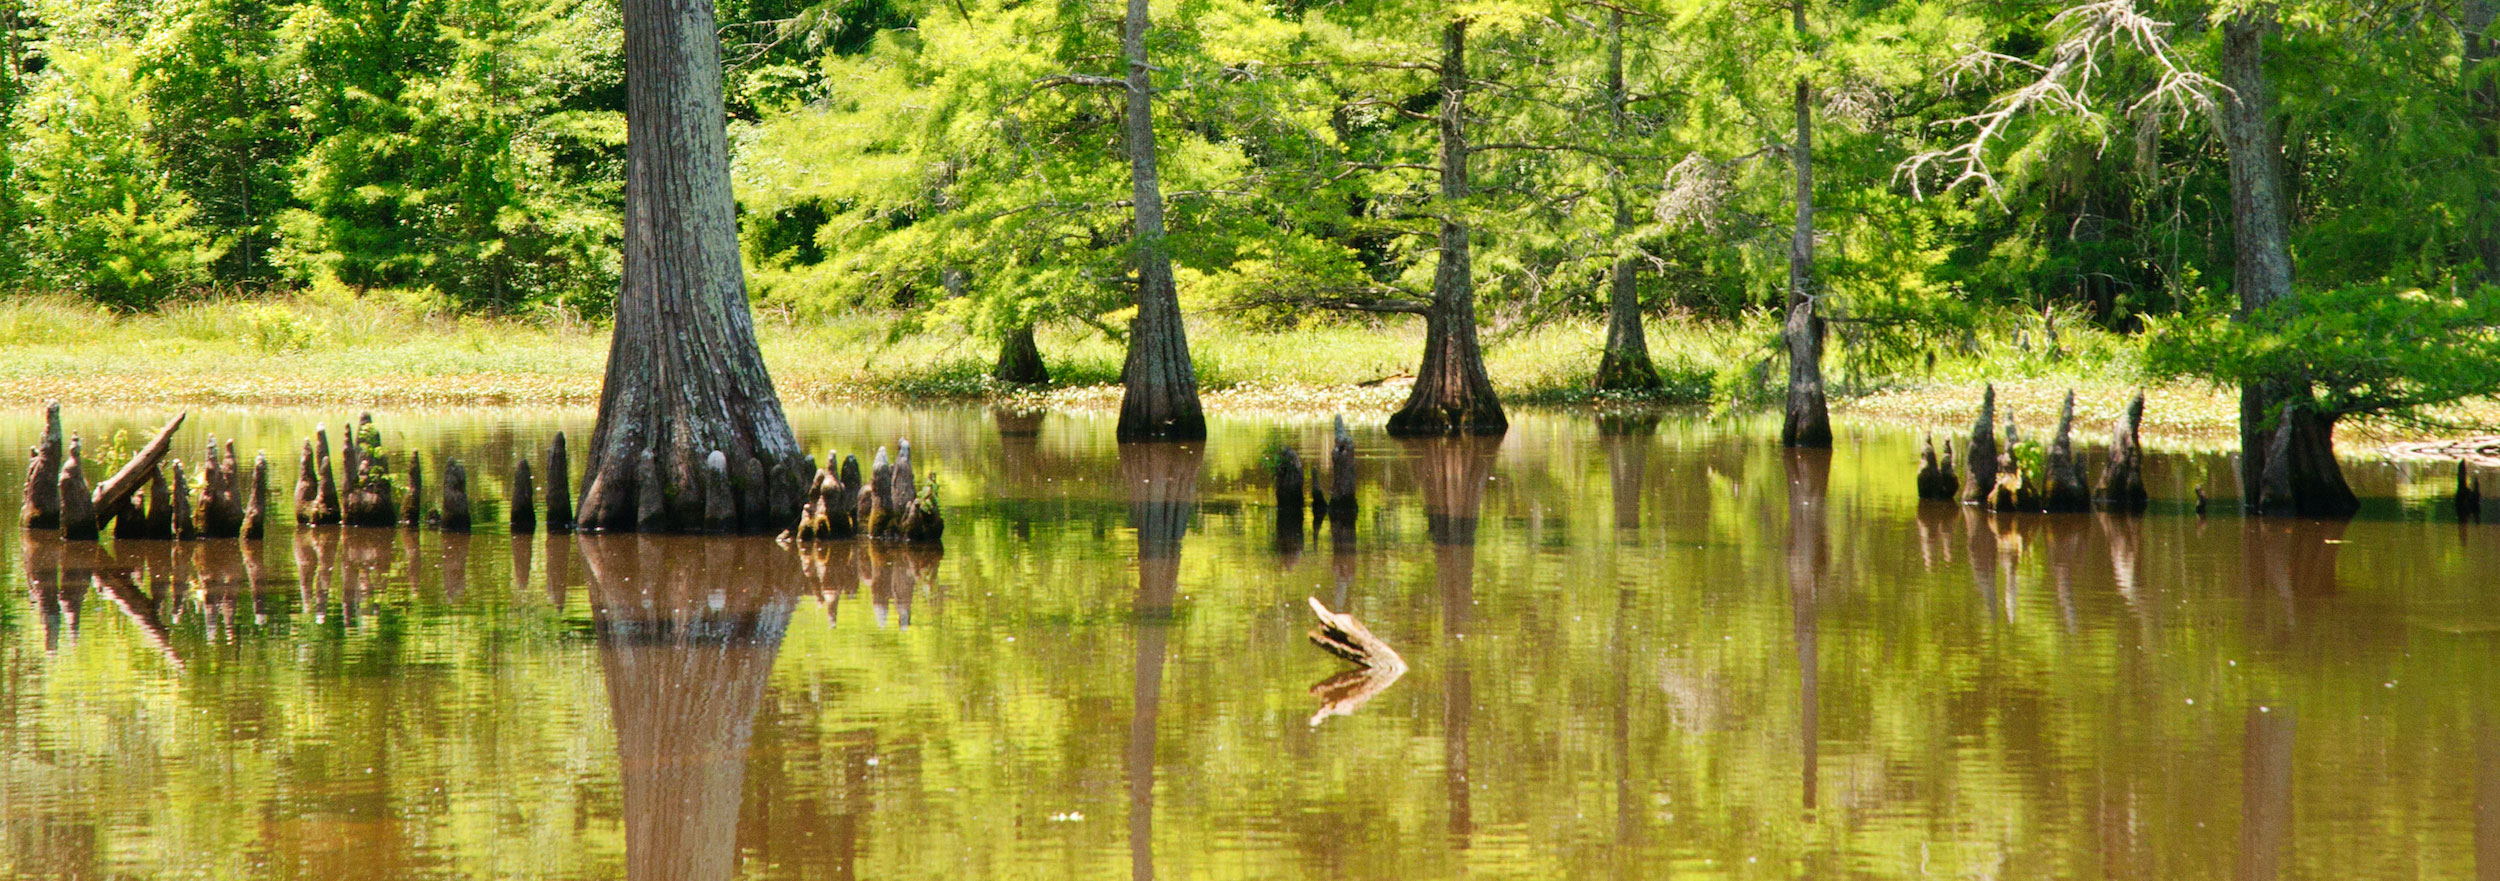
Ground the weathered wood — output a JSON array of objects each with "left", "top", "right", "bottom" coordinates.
[
  {"left": 91, "top": 412, "right": 187, "bottom": 523},
  {"left": 1273, "top": 448, "right": 1305, "bottom": 509},
  {"left": 1306, "top": 597, "right": 1405, "bottom": 671},
  {"left": 1915, "top": 434, "right": 1957, "bottom": 501},
  {"left": 2096, "top": 392, "right": 2149, "bottom": 510},
  {"left": 512, "top": 457, "right": 538, "bottom": 535},
  {"left": 2041, "top": 391, "right": 2090, "bottom": 512},
  {"left": 1960, "top": 384, "right": 1998, "bottom": 504},
  {"left": 244, "top": 454, "right": 269, "bottom": 539},
  {"left": 545, "top": 432, "right": 574, "bottom": 533},
  {"left": 21, "top": 401, "right": 63, "bottom": 529},
  {"left": 441, "top": 458, "right": 472, "bottom": 533}
]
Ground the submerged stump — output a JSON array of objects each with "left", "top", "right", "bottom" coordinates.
[{"left": 512, "top": 457, "right": 538, "bottom": 535}]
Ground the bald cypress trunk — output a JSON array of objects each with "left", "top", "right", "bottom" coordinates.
[
  {"left": 1115, "top": 0, "right": 1206, "bottom": 441},
  {"left": 578, "top": 0, "right": 806, "bottom": 532},
  {"left": 1594, "top": 9, "right": 1660, "bottom": 393},
  {"left": 1388, "top": 19, "right": 1507, "bottom": 437},
  {"left": 1781, "top": 1, "right": 1832, "bottom": 448},
  {"left": 2468, "top": 0, "right": 2500, "bottom": 283},
  {"left": 2220, "top": 10, "right": 2354, "bottom": 517},
  {"left": 993, "top": 322, "right": 1050, "bottom": 385}
]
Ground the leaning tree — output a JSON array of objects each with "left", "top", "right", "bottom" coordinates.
[{"left": 576, "top": 0, "right": 807, "bottom": 532}]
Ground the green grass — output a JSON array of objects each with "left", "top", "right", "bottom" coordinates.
[{"left": 1, "top": 292, "right": 2485, "bottom": 444}]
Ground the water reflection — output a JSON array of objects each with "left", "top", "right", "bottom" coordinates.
[
  {"left": 1786, "top": 448, "right": 1828, "bottom": 814},
  {"left": 1120, "top": 441, "right": 1201, "bottom": 881},
  {"left": 1410, "top": 435, "right": 1499, "bottom": 849},
  {"left": 583, "top": 536, "right": 797, "bottom": 881}
]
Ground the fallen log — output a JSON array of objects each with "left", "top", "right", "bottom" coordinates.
[
  {"left": 90, "top": 412, "right": 186, "bottom": 523},
  {"left": 1306, "top": 596, "right": 1404, "bottom": 671},
  {"left": 21, "top": 401, "right": 63, "bottom": 529}
]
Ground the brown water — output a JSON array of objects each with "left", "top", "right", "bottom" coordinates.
[{"left": 4, "top": 405, "right": 2497, "bottom": 880}]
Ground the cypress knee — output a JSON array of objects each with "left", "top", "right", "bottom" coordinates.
[
  {"left": 1915, "top": 435, "right": 1957, "bottom": 501},
  {"left": 295, "top": 441, "right": 319, "bottom": 526},
  {"left": 513, "top": 458, "right": 538, "bottom": 535},
  {"left": 59, "top": 436, "right": 96, "bottom": 541},
  {"left": 441, "top": 458, "right": 472, "bottom": 533},
  {"left": 144, "top": 465, "right": 173, "bottom": 539},
  {"left": 21, "top": 401, "right": 64, "bottom": 529},
  {"left": 1329, "top": 415, "right": 1357, "bottom": 514},
  {"left": 1274, "top": 448, "right": 1305, "bottom": 510},
  {"left": 701, "top": 451, "right": 735, "bottom": 533},
  {"left": 2041, "top": 392, "right": 2090, "bottom": 512},
  {"left": 312, "top": 426, "right": 341, "bottom": 526},
  {"left": 403, "top": 450, "right": 426, "bottom": 526},
  {"left": 545, "top": 432, "right": 573, "bottom": 533},
  {"left": 2095, "top": 393, "right": 2148, "bottom": 510},
  {"left": 170, "top": 462, "right": 196, "bottom": 540},
  {"left": 244, "top": 454, "right": 269, "bottom": 539},
  {"left": 1960, "top": 385, "right": 1999, "bottom": 504}
]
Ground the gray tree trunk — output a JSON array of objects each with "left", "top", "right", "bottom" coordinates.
[
  {"left": 2468, "top": 0, "right": 2500, "bottom": 283},
  {"left": 2220, "top": 10, "right": 2355, "bottom": 516},
  {"left": 579, "top": 0, "right": 806, "bottom": 532},
  {"left": 1115, "top": 0, "right": 1206, "bottom": 441},
  {"left": 1594, "top": 9, "right": 1661, "bottom": 393},
  {"left": 1388, "top": 20, "right": 1507, "bottom": 436},
  {"left": 1781, "top": 0, "right": 1832, "bottom": 448}
]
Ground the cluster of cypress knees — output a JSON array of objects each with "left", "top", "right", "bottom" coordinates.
[
  {"left": 1915, "top": 386, "right": 2151, "bottom": 513},
  {"left": 1269, "top": 416, "right": 1362, "bottom": 524},
  {"left": 22, "top": 402, "right": 945, "bottom": 543}
]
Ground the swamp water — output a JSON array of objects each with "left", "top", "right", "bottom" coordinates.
[{"left": 2, "top": 405, "right": 2497, "bottom": 880}]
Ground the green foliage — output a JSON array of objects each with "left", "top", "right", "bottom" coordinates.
[
  {"left": 11, "top": 36, "right": 224, "bottom": 309},
  {"left": 2144, "top": 284, "right": 2500, "bottom": 425}
]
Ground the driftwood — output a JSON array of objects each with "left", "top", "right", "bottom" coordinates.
[
  {"left": 21, "top": 401, "right": 63, "bottom": 529},
  {"left": 1306, "top": 597, "right": 1405, "bottom": 671},
  {"left": 1959, "top": 385, "right": 1998, "bottom": 504},
  {"left": 2096, "top": 393, "right": 2149, "bottom": 510},
  {"left": 402, "top": 450, "right": 425, "bottom": 526},
  {"left": 58, "top": 437, "right": 97, "bottom": 540},
  {"left": 2041, "top": 392, "right": 2090, "bottom": 512},
  {"left": 1915, "top": 435, "right": 1957, "bottom": 500},
  {"left": 512, "top": 457, "right": 537, "bottom": 534},
  {"left": 545, "top": 432, "right": 574, "bottom": 533},
  {"left": 2457, "top": 461, "right": 2483, "bottom": 522},
  {"left": 440, "top": 458, "right": 472, "bottom": 533},
  {"left": 91, "top": 412, "right": 186, "bottom": 524},
  {"left": 244, "top": 454, "right": 269, "bottom": 539}
]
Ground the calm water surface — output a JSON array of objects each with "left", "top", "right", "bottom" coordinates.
[{"left": 3, "top": 405, "right": 2496, "bottom": 880}]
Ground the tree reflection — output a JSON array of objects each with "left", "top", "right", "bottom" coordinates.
[
  {"left": 1410, "top": 435, "right": 1500, "bottom": 848},
  {"left": 1120, "top": 442, "right": 1202, "bottom": 881},
  {"left": 582, "top": 536, "right": 798, "bottom": 881},
  {"left": 1786, "top": 448, "right": 1829, "bottom": 814},
  {"left": 2237, "top": 705, "right": 2295, "bottom": 881},
  {"left": 1599, "top": 413, "right": 1660, "bottom": 535}
]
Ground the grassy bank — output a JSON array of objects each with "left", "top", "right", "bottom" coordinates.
[{"left": 2, "top": 293, "right": 2489, "bottom": 447}]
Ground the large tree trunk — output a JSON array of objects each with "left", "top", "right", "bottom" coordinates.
[
  {"left": 2220, "top": 10, "right": 2355, "bottom": 517},
  {"left": 2468, "top": 0, "right": 2500, "bottom": 283},
  {"left": 1781, "top": 1, "right": 1832, "bottom": 448},
  {"left": 1388, "top": 20, "right": 1508, "bottom": 436},
  {"left": 578, "top": 0, "right": 806, "bottom": 533},
  {"left": 1115, "top": 0, "right": 1206, "bottom": 441},
  {"left": 993, "top": 322, "right": 1049, "bottom": 384},
  {"left": 1593, "top": 9, "right": 1661, "bottom": 393}
]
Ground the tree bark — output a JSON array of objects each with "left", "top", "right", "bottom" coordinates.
[
  {"left": 1115, "top": 0, "right": 1206, "bottom": 441},
  {"left": 993, "top": 322, "right": 1050, "bottom": 385},
  {"left": 1594, "top": 9, "right": 1661, "bottom": 393},
  {"left": 1388, "top": 19, "right": 1507, "bottom": 437},
  {"left": 580, "top": 0, "right": 807, "bottom": 532},
  {"left": 1781, "top": 0, "right": 1832, "bottom": 448},
  {"left": 2220, "top": 9, "right": 2355, "bottom": 517}
]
